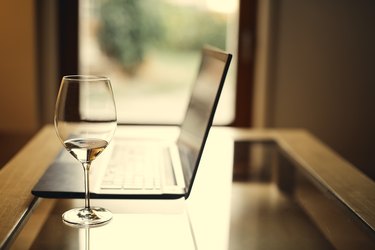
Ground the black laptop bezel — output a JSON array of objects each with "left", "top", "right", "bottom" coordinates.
[{"left": 178, "top": 46, "right": 232, "bottom": 199}]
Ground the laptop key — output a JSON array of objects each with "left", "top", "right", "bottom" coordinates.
[
  {"left": 100, "top": 144, "right": 166, "bottom": 190},
  {"left": 101, "top": 180, "right": 122, "bottom": 189}
]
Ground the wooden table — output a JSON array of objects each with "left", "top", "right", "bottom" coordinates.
[{"left": 1, "top": 125, "right": 374, "bottom": 249}]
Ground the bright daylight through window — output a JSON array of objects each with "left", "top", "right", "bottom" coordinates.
[{"left": 79, "top": 0, "right": 238, "bottom": 124}]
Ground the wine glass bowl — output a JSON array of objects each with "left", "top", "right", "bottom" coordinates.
[{"left": 54, "top": 75, "right": 117, "bottom": 227}]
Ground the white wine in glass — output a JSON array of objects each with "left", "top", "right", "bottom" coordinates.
[{"left": 54, "top": 75, "right": 117, "bottom": 227}]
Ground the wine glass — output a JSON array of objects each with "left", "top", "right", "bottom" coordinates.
[{"left": 54, "top": 75, "right": 117, "bottom": 227}]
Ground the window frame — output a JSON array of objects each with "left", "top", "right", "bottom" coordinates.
[{"left": 54, "top": 0, "right": 257, "bottom": 127}]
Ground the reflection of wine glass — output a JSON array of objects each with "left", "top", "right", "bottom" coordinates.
[
  {"left": 54, "top": 75, "right": 117, "bottom": 227},
  {"left": 84, "top": 227, "right": 90, "bottom": 250}
]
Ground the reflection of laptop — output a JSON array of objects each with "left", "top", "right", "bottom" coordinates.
[{"left": 32, "top": 46, "right": 232, "bottom": 199}]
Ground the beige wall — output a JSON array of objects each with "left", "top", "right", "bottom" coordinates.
[
  {"left": 0, "top": 1, "right": 39, "bottom": 134},
  {"left": 254, "top": 0, "right": 375, "bottom": 179}
]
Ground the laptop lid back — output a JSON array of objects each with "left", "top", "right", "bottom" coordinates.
[{"left": 177, "top": 46, "right": 232, "bottom": 198}]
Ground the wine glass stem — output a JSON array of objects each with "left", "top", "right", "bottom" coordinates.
[{"left": 82, "top": 162, "right": 91, "bottom": 210}]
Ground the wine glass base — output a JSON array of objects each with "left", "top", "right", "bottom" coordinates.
[{"left": 62, "top": 207, "right": 113, "bottom": 228}]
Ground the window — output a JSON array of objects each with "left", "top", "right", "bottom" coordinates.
[{"left": 79, "top": 0, "right": 239, "bottom": 124}]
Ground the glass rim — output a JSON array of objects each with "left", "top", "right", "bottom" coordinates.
[{"left": 62, "top": 75, "right": 109, "bottom": 81}]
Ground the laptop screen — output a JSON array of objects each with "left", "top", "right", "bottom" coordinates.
[{"left": 177, "top": 47, "right": 232, "bottom": 197}]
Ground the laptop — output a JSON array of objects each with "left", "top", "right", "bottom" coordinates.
[{"left": 32, "top": 46, "right": 232, "bottom": 200}]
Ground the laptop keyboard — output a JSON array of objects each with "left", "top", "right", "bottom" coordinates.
[{"left": 100, "top": 144, "right": 164, "bottom": 190}]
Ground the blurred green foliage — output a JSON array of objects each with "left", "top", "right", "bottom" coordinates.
[
  {"left": 98, "top": 0, "right": 227, "bottom": 72},
  {"left": 158, "top": 3, "right": 227, "bottom": 51},
  {"left": 98, "top": 0, "right": 163, "bottom": 73}
]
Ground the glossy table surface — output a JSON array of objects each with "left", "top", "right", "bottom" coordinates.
[
  {"left": 1, "top": 125, "right": 375, "bottom": 249},
  {"left": 1, "top": 125, "right": 233, "bottom": 249}
]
